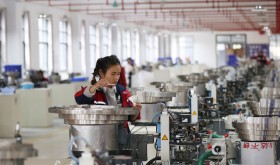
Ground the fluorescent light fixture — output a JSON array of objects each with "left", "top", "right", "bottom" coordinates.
[
  {"left": 251, "top": 5, "right": 267, "bottom": 12},
  {"left": 38, "top": 13, "right": 48, "bottom": 18},
  {"left": 258, "top": 22, "right": 269, "bottom": 26},
  {"left": 263, "top": 25, "right": 269, "bottom": 31},
  {"left": 256, "top": 5, "right": 263, "bottom": 9}
]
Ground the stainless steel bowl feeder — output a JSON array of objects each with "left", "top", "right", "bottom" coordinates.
[
  {"left": 177, "top": 73, "right": 208, "bottom": 96},
  {"left": 128, "top": 88, "right": 176, "bottom": 123},
  {"left": 134, "top": 89, "right": 176, "bottom": 104},
  {"left": 0, "top": 139, "right": 37, "bottom": 165},
  {"left": 185, "top": 73, "right": 209, "bottom": 84},
  {"left": 264, "top": 82, "right": 280, "bottom": 88},
  {"left": 178, "top": 73, "right": 209, "bottom": 84},
  {"left": 248, "top": 98, "right": 280, "bottom": 116},
  {"left": 260, "top": 87, "right": 280, "bottom": 99},
  {"left": 203, "top": 69, "right": 223, "bottom": 80},
  {"left": 49, "top": 105, "right": 138, "bottom": 152},
  {"left": 164, "top": 82, "right": 193, "bottom": 107},
  {"left": 232, "top": 117, "right": 280, "bottom": 141}
]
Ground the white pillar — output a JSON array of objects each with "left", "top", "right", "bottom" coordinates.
[{"left": 5, "top": 0, "right": 22, "bottom": 65}]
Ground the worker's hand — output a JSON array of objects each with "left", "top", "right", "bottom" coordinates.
[
  {"left": 133, "top": 102, "right": 142, "bottom": 112},
  {"left": 94, "top": 79, "right": 109, "bottom": 89},
  {"left": 89, "top": 79, "right": 109, "bottom": 93}
]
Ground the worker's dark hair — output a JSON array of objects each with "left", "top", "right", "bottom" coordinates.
[{"left": 91, "top": 55, "right": 121, "bottom": 85}]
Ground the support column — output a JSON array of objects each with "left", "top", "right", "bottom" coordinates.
[{"left": 5, "top": 0, "right": 22, "bottom": 64}]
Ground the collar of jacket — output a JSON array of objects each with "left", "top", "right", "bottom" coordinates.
[{"left": 102, "top": 86, "right": 117, "bottom": 93}]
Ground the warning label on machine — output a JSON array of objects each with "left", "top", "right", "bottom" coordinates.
[{"left": 162, "top": 135, "right": 168, "bottom": 140}]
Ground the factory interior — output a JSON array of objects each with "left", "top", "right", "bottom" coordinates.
[{"left": 1, "top": 0, "right": 280, "bottom": 165}]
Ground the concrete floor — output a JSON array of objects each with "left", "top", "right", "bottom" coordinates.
[{"left": 23, "top": 118, "right": 70, "bottom": 165}]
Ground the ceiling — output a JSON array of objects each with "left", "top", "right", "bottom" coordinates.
[{"left": 24, "top": 0, "right": 280, "bottom": 33}]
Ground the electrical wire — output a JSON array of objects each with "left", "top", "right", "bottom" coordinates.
[
  {"left": 68, "top": 136, "right": 89, "bottom": 165},
  {"left": 130, "top": 112, "right": 161, "bottom": 134},
  {"left": 130, "top": 102, "right": 164, "bottom": 134},
  {"left": 146, "top": 156, "right": 161, "bottom": 165}
]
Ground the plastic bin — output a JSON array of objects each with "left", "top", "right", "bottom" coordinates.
[
  {"left": 71, "top": 77, "right": 88, "bottom": 82},
  {"left": 4, "top": 65, "right": 22, "bottom": 78}
]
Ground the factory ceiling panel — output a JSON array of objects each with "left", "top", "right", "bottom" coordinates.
[{"left": 24, "top": 0, "right": 280, "bottom": 33}]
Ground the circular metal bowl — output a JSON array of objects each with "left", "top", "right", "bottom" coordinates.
[
  {"left": 164, "top": 82, "right": 193, "bottom": 92},
  {"left": 49, "top": 105, "right": 138, "bottom": 125},
  {"left": 134, "top": 90, "right": 176, "bottom": 104},
  {"left": 261, "top": 87, "right": 280, "bottom": 99},
  {"left": 232, "top": 117, "right": 280, "bottom": 141},
  {"left": 248, "top": 98, "right": 280, "bottom": 116},
  {"left": 0, "top": 140, "right": 37, "bottom": 160}
]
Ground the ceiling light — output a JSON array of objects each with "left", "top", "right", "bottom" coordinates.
[
  {"left": 256, "top": 5, "right": 263, "bottom": 9},
  {"left": 112, "top": 0, "right": 119, "bottom": 7},
  {"left": 38, "top": 13, "right": 48, "bottom": 18},
  {"left": 263, "top": 25, "right": 269, "bottom": 31},
  {"left": 263, "top": 26, "right": 271, "bottom": 36},
  {"left": 258, "top": 22, "right": 269, "bottom": 26},
  {"left": 262, "top": 25, "right": 271, "bottom": 36},
  {"left": 251, "top": 5, "right": 267, "bottom": 12}
]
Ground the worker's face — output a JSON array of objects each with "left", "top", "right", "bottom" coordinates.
[{"left": 100, "top": 64, "right": 121, "bottom": 85}]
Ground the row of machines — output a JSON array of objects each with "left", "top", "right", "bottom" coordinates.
[
  {"left": 47, "top": 59, "right": 280, "bottom": 165},
  {"left": 4, "top": 59, "right": 279, "bottom": 164}
]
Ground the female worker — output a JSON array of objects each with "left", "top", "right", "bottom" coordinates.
[{"left": 74, "top": 55, "right": 141, "bottom": 119}]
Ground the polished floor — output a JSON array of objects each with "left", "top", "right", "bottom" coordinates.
[{"left": 23, "top": 118, "right": 70, "bottom": 165}]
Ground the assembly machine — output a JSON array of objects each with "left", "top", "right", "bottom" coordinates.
[{"left": 47, "top": 59, "right": 280, "bottom": 165}]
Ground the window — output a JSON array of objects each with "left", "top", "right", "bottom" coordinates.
[
  {"left": 38, "top": 15, "right": 53, "bottom": 72},
  {"left": 179, "top": 36, "right": 193, "bottom": 63},
  {"left": 95, "top": 24, "right": 101, "bottom": 62},
  {"left": 101, "top": 25, "right": 109, "bottom": 57},
  {"left": 216, "top": 34, "right": 246, "bottom": 67},
  {"left": 89, "top": 25, "right": 97, "bottom": 67},
  {"left": 153, "top": 34, "right": 159, "bottom": 62},
  {"left": 146, "top": 33, "right": 159, "bottom": 63},
  {"left": 80, "top": 21, "right": 86, "bottom": 75},
  {"left": 59, "top": 20, "right": 69, "bottom": 71},
  {"left": 122, "top": 29, "right": 131, "bottom": 61},
  {"left": 130, "top": 29, "right": 140, "bottom": 65},
  {"left": 0, "top": 9, "right": 6, "bottom": 73},
  {"left": 171, "top": 35, "right": 193, "bottom": 64},
  {"left": 171, "top": 35, "right": 178, "bottom": 63},
  {"left": 108, "top": 26, "right": 112, "bottom": 55},
  {"left": 145, "top": 33, "right": 153, "bottom": 62},
  {"left": 22, "top": 12, "right": 30, "bottom": 71}
]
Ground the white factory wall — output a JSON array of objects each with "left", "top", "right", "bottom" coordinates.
[
  {"left": 1, "top": 0, "right": 270, "bottom": 74},
  {"left": 180, "top": 31, "right": 269, "bottom": 68}
]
